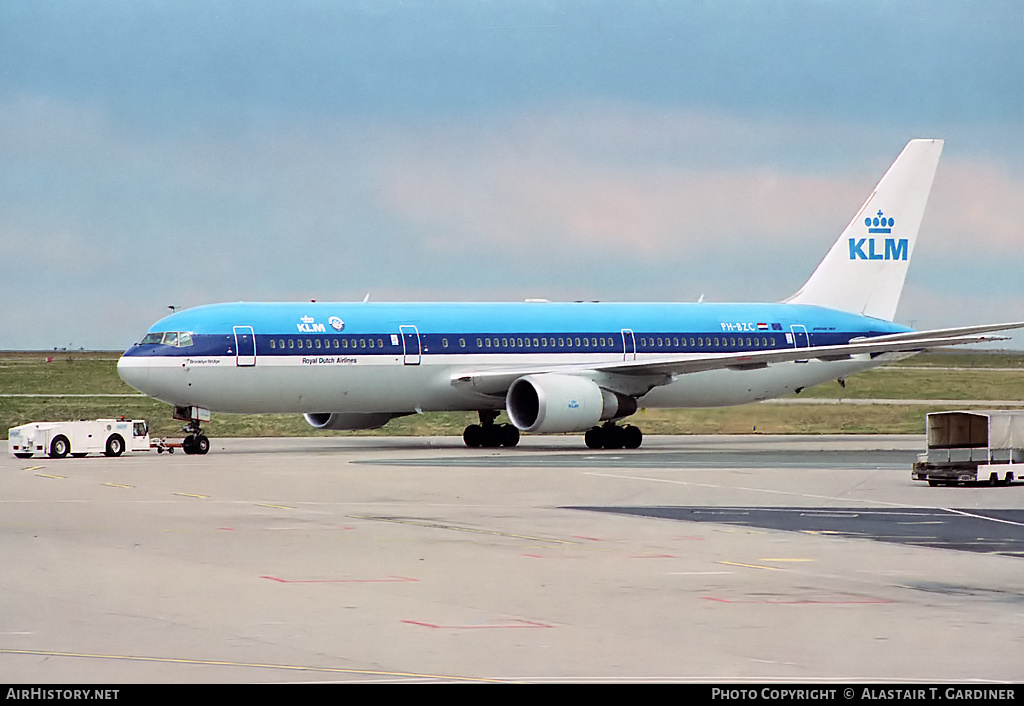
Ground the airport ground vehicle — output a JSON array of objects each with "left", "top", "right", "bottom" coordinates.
[
  {"left": 912, "top": 410, "right": 1024, "bottom": 486},
  {"left": 7, "top": 419, "right": 151, "bottom": 459}
]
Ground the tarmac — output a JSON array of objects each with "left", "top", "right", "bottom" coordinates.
[{"left": 3, "top": 434, "right": 1024, "bottom": 683}]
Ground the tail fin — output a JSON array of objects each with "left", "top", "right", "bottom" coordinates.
[{"left": 785, "top": 139, "right": 943, "bottom": 321}]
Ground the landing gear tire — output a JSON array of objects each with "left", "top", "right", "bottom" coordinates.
[
  {"left": 623, "top": 425, "right": 643, "bottom": 449},
  {"left": 500, "top": 424, "right": 520, "bottom": 447},
  {"left": 463, "top": 413, "right": 520, "bottom": 448},
  {"left": 182, "top": 434, "right": 210, "bottom": 455},
  {"left": 463, "top": 424, "right": 483, "bottom": 448},
  {"left": 585, "top": 423, "right": 643, "bottom": 450},
  {"left": 194, "top": 434, "right": 210, "bottom": 455}
]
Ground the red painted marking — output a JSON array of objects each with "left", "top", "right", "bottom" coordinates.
[
  {"left": 702, "top": 596, "right": 892, "bottom": 604},
  {"left": 521, "top": 554, "right": 544, "bottom": 558},
  {"left": 572, "top": 535, "right": 602, "bottom": 541},
  {"left": 261, "top": 575, "right": 419, "bottom": 584},
  {"left": 217, "top": 527, "right": 235, "bottom": 531},
  {"left": 633, "top": 554, "right": 675, "bottom": 559},
  {"left": 402, "top": 619, "right": 553, "bottom": 629}
]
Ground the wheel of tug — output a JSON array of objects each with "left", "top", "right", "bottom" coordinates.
[
  {"left": 49, "top": 435, "right": 70, "bottom": 459},
  {"left": 104, "top": 434, "right": 125, "bottom": 457}
]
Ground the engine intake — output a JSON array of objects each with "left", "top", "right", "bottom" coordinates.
[{"left": 506, "top": 374, "right": 637, "bottom": 433}]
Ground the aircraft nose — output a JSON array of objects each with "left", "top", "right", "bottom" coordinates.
[{"left": 117, "top": 353, "right": 150, "bottom": 392}]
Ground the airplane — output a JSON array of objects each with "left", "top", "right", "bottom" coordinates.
[{"left": 117, "top": 139, "right": 1023, "bottom": 454}]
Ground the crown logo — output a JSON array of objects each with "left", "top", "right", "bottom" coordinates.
[
  {"left": 301, "top": 315, "right": 315, "bottom": 324},
  {"left": 864, "top": 210, "right": 894, "bottom": 234}
]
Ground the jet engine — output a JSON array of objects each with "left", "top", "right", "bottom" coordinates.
[
  {"left": 505, "top": 374, "right": 637, "bottom": 433},
  {"left": 303, "top": 412, "right": 397, "bottom": 430}
]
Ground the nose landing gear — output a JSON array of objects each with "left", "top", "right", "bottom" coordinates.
[
  {"left": 174, "top": 406, "right": 211, "bottom": 455},
  {"left": 181, "top": 421, "right": 210, "bottom": 455}
]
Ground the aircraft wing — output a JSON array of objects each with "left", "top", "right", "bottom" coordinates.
[{"left": 450, "top": 321, "right": 1024, "bottom": 397}]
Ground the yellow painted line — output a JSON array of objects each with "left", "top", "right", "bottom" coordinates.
[
  {"left": 102, "top": 483, "right": 133, "bottom": 489},
  {"left": 0, "top": 648, "right": 510, "bottom": 683},
  {"left": 35, "top": 474, "right": 65, "bottom": 480},
  {"left": 717, "top": 561, "right": 782, "bottom": 571},
  {"left": 256, "top": 503, "right": 294, "bottom": 510},
  {"left": 173, "top": 493, "right": 208, "bottom": 499},
  {"left": 24, "top": 466, "right": 45, "bottom": 471}
]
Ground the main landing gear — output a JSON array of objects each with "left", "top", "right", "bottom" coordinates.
[
  {"left": 585, "top": 422, "right": 643, "bottom": 450},
  {"left": 463, "top": 411, "right": 520, "bottom": 448}
]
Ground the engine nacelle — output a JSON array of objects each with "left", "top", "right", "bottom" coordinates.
[
  {"left": 303, "top": 412, "right": 397, "bottom": 430},
  {"left": 506, "top": 374, "right": 637, "bottom": 433}
]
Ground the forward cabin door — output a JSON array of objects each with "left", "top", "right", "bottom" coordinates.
[
  {"left": 233, "top": 326, "right": 256, "bottom": 367},
  {"left": 400, "top": 325, "right": 421, "bottom": 365}
]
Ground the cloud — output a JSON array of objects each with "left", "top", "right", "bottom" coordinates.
[{"left": 2, "top": 96, "right": 1022, "bottom": 348}]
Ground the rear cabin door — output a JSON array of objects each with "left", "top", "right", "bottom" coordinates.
[
  {"left": 789, "top": 324, "right": 809, "bottom": 363},
  {"left": 233, "top": 326, "right": 256, "bottom": 367},
  {"left": 621, "top": 329, "right": 636, "bottom": 361}
]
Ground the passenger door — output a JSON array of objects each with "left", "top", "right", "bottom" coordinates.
[{"left": 233, "top": 326, "right": 256, "bottom": 366}]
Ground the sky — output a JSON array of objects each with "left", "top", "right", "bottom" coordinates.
[{"left": 1, "top": 0, "right": 1022, "bottom": 350}]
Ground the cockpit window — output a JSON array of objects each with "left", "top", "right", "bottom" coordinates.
[{"left": 140, "top": 331, "right": 194, "bottom": 347}]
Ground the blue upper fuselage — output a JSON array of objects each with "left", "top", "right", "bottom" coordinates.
[{"left": 120, "top": 300, "right": 912, "bottom": 359}]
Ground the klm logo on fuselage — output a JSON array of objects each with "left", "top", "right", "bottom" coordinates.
[
  {"left": 297, "top": 315, "right": 326, "bottom": 333},
  {"left": 848, "top": 210, "right": 907, "bottom": 261}
]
